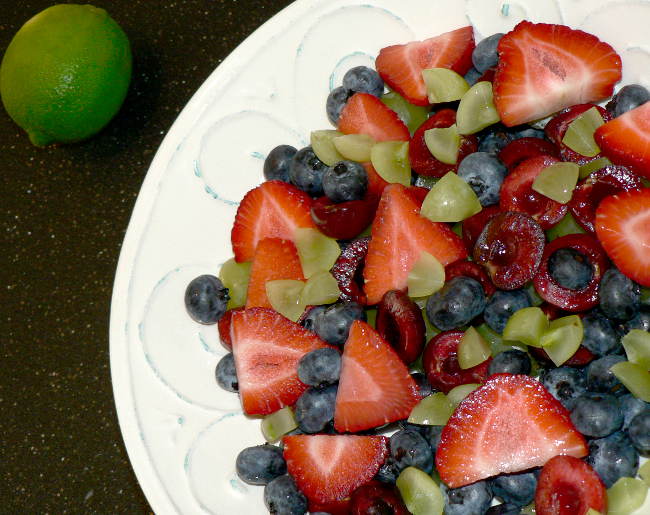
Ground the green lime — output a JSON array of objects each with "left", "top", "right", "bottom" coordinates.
[{"left": 0, "top": 4, "right": 132, "bottom": 146}]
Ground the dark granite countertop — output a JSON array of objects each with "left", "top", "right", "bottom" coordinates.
[{"left": 0, "top": 1, "right": 292, "bottom": 512}]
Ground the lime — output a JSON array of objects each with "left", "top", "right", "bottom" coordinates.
[{"left": 0, "top": 4, "right": 132, "bottom": 146}]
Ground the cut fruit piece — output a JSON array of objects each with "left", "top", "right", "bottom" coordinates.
[
  {"left": 444, "top": 260, "right": 497, "bottom": 297},
  {"left": 310, "top": 194, "right": 378, "bottom": 241},
  {"left": 219, "top": 258, "right": 251, "bottom": 309},
  {"left": 610, "top": 361, "right": 650, "bottom": 402},
  {"left": 532, "top": 162, "right": 580, "bottom": 204},
  {"left": 502, "top": 306, "right": 548, "bottom": 347},
  {"left": 300, "top": 271, "right": 340, "bottom": 307},
  {"left": 370, "top": 140, "right": 411, "bottom": 186},
  {"left": 436, "top": 374, "right": 588, "bottom": 488},
  {"left": 381, "top": 91, "right": 429, "bottom": 134},
  {"left": 294, "top": 228, "right": 340, "bottom": 279},
  {"left": 458, "top": 326, "right": 491, "bottom": 369},
  {"left": 331, "top": 237, "right": 369, "bottom": 305},
  {"left": 561, "top": 106, "right": 604, "bottom": 158},
  {"left": 332, "top": 133, "right": 375, "bottom": 162},
  {"left": 338, "top": 92, "right": 410, "bottom": 142},
  {"left": 424, "top": 124, "right": 460, "bottom": 165},
  {"left": 265, "top": 279, "right": 306, "bottom": 322},
  {"left": 447, "top": 383, "right": 480, "bottom": 406},
  {"left": 311, "top": 129, "right": 345, "bottom": 166},
  {"left": 420, "top": 171, "right": 482, "bottom": 222},
  {"left": 640, "top": 461, "right": 650, "bottom": 487},
  {"left": 407, "top": 392, "right": 454, "bottom": 426},
  {"left": 396, "top": 466, "right": 444, "bottom": 515},
  {"left": 622, "top": 329, "right": 650, "bottom": 369},
  {"left": 422, "top": 67, "right": 469, "bottom": 104},
  {"left": 540, "top": 315, "right": 584, "bottom": 366},
  {"left": 407, "top": 251, "right": 445, "bottom": 298},
  {"left": 607, "top": 477, "right": 648, "bottom": 515},
  {"left": 376, "top": 289, "right": 426, "bottom": 364},
  {"left": 261, "top": 406, "right": 298, "bottom": 443},
  {"left": 498, "top": 137, "right": 561, "bottom": 171},
  {"left": 456, "top": 81, "right": 500, "bottom": 135},
  {"left": 579, "top": 157, "right": 612, "bottom": 179},
  {"left": 461, "top": 204, "right": 502, "bottom": 251},
  {"left": 546, "top": 211, "right": 586, "bottom": 241}
]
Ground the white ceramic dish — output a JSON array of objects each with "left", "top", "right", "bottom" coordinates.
[{"left": 110, "top": 0, "right": 650, "bottom": 513}]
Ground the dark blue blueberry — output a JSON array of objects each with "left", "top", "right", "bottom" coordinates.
[
  {"left": 599, "top": 268, "right": 641, "bottom": 321},
  {"left": 508, "top": 125, "right": 545, "bottom": 140},
  {"left": 326, "top": 86, "right": 353, "bottom": 125},
  {"left": 490, "top": 470, "right": 537, "bottom": 507},
  {"left": 488, "top": 349, "right": 532, "bottom": 376},
  {"left": 619, "top": 394, "right": 650, "bottom": 430},
  {"left": 484, "top": 289, "right": 531, "bottom": 333},
  {"left": 398, "top": 420, "right": 433, "bottom": 439},
  {"left": 606, "top": 84, "right": 650, "bottom": 118},
  {"left": 486, "top": 504, "right": 523, "bottom": 515},
  {"left": 586, "top": 354, "right": 627, "bottom": 394},
  {"left": 313, "top": 301, "right": 366, "bottom": 346},
  {"left": 428, "top": 425, "right": 444, "bottom": 454},
  {"left": 457, "top": 152, "right": 508, "bottom": 206},
  {"left": 322, "top": 160, "right": 368, "bottom": 203},
  {"left": 215, "top": 353, "right": 238, "bottom": 392},
  {"left": 294, "top": 384, "right": 337, "bottom": 433},
  {"left": 263, "top": 144, "right": 296, "bottom": 183},
  {"left": 586, "top": 431, "right": 639, "bottom": 487},
  {"left": 628, "top": 410, "right": 650, "bottom": 456},
  {"left": 184, "top": 274, "right": 229, "bottom": 324},
  {"left": 264, "top": 474, "right": 308, "bottom": 515},
  {"left": 236, "top": 445, "right": 286, "bottom": 485},
  {"left": 548, "top": 248, "right": 593, "bottom": 290},
  {"left": 375, "top": 457, "right": 399, "bottom": 484},
  {"left": 477, "top": 125, "right": 514, "bottom": 154},
  {"left": 582, "top": 311, "right": 621, "bottom": 356},
  {"left": 472, "top": 33, "right": 504, "bottom": 72},
  {"left": 342, "top": 65, "right": 384, "bottom": 97},
  {"left": 300, "top": 305, "right": 326, "bottom": 333},
  {"left": 622, "top": 309, "right": 650, "bottom": 333},
  {"left": 464, "top": 67, "right": 482, "bottom": 87},
  {"left": 289, "top": 146, "right": 328, "bottom": 196},
  {"left": 389, "top": 428, "right": 434, "bottom": 474},
  {"left": 540, "top": 366, "right": 587, "bottom": 410},
  {"left": 570, "top": 392, "right": 623, "bottom": 437},
  {"left": 442, "top": 480, "right": 493, "bottom": 515},
  {"left": 297, "top": 347, "right": 341, "bottom": 387},
  {"left": 426, "top": 276, "right": 487, "bottom": 331},
  {"left": 411, "top": 371, "right": 433, "bottom": 398}
]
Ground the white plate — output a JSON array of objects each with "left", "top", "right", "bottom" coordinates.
[{"left": 110, "top": 0, "right": 650, "bottom": 513}]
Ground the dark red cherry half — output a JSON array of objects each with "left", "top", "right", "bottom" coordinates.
[
  {"left": 331, "top": 237, "right": 369, "bottom": 305},
  {"left": 311, "top": 193, "right": 378, "bottom": 240},
  {"left": 462, "top": 205, "right": 502, "bottom": 252},
  {"left": 376, "top": 290, "right": 426, "bottom": 364},
  {"left": 498, "top": 137, "right": 560, "bottom": 170},
  {"left": 530, "top": 345, "right": 596, "bottom": 368},
  {"left": 445, "top": 260, "right": 497, "bottom": 297},
  {"left": 350, "top": 481, "right": 409, "bottom": 515}
]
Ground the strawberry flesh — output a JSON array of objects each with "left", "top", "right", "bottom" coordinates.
[{"left": 338, "top": 93, "right": 410, "bottom": 142}]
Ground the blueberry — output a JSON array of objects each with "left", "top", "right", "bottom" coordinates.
[
  {"left": 582, "top": 311, "right": 621, "bottom": 356},
  {"left": 300, "top": 305, "right": 326, "bottom": 333},
  {"left": 264, "top": 474, "right": 308, "bottom": 515},
  {"left": 426, "top": 276, "right": 487, "bottom": 331},
  {"left": 375, "top": 457, "right": 399, "bottom": 484},
  {"left": 619, "top": 394, "right": 649, "bottom": 430},
  {"left": 322, "top": 160, "right": 368, "bottom": 203},
  {"left": 294, "top": 385, "right": 337, "bottom": 433},
  {"left": 599, "top": 268, "right": 641, "bottom": 321},
  {"left": 464, "top": 67, "right": 482, "bottom": 87},
  {"left": 586, "top": 354, "right": 627, "bottom": 394},
  {"left": 488, "top": 349, "right": 532, "bottom": 376},
  {"left": 184, "top": 274, "right": 229, "bottom": 324},
  {"left": 389, "top": 428, "right": 434, "bottom": 474},
  {"left": 622, "top": 309, "right": 650, "bottom": 333},
  {"left": 490, "top": 470, "right": 537, "bottom": 507},
  {"left": 472, "top": 33, "right": 504, "bottom": 72},
  {"left": 586, "top": 431, "right": 639, "bottom": 488},
  {"left": 398, "top": 420, "right": 432, "bottom": 439},
  {"left": 342, "top": 66, "right": 384, "bottom": 97},
  {"left": 442, "top": 480, "right": 493, "bottom": 515},
  {"left": 457, "top": 152, "right": 508, "bottom": 206},
  {"left": 428, "top": 425, "right": 444, "bottom": 454},
  {"left": 548, "top": 248, "right": 593, "bottom": 290},
  {"left": 540, "top": 366, "right": 587, "bottom": 410},
  {"left": 484, "top": 289, "right": 531, "bottom": 333},
  {"left": 508, "top": 125, "right": 545, "bottom": 140},
  {"left": 411, "top": 371, "right": 433, "bottom": 398},
  {"left": 297, "top": 348, "right": 341, "bottom": 387},
  {"left": 486, "top": 504, "right": 523, "bottom": 515},
  {"left": 477, "top": 125, "right": 514, "bottom": 154},
  {"left": 263, "top": 144, "right": 297, "bottom": 183},
  {"left": 628, "top": 410, "right": 650, "bottom": 456},
  {"left": 570, "top": 392, "right": 623, "bottom": 437},
  {"left": 215, "top": 353, "right": 238, "bottom": 392},
  {"left": 606, "top": 84, "right": 650, "bottom": 118},
  {"left": 326, "top": 86, "right": 354, "bottom": 125},
  {"left": 289, "top": 146, "right": 328, "bottom": 196},
  {"left": 313, "top": 301, "right": 366, "bottom": 346},
  {"left": 236, "top": 445, "right": 287, "bottom": 485}
]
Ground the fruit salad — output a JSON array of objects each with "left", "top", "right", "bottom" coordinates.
[{"left": 183, "top": 20, "right": 650, "bottom": 515}]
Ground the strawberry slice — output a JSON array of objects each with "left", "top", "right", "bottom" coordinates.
[
  {"left": 245, "top": 238, "right": 304, "bottom": 308},
  {"left": 283, "top": 434, "right": 389, "bottom": 504},
  {"left": 334, "top": 320, "right": 419, "bottom": 432},
  {"left": 231, "top": 180, "right": 315, "bottom": 263},
  {"left": 363, "top": 184, "right": 468, "bottom": 305},
  {"left": 594, "top": 101, "right": 650, "bottom": 179},
  {"left": 338, "top": 93, "right": 410, "bottom": 142},
  {"left": 535, "top": 455, "right": 607, "bottom": 515},
  {"left": 362, "top": 162, "right": 390, "bottom": 197},
  {"left": 595, "top": 188, "right": 650, "bottom": 287},
  {"left": 493, "top": 21, "right": 621, "bottom": 126},
  {"left": 375, "top": 26, "right": 475, "bottom": 106},
  {"left": 230, "top": 308, "right": 331, "bottom": 415},
  {"left": 436, "top": 374, "right": 588, "bottom": 488}
]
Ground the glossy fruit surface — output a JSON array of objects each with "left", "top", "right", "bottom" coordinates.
[
  {"left": 376, "top": 290, "right": 426, "bottom": 364},
  {"left": 338, "top": 92, "right": 410, "bottom": 142},
  {"left": 310, "top": 194, "right": 377, "bottom": 240},
  {"left": 498, "top": 137, "right": 560, "bottom": 171},
  {"left": 330, "top": 237, "right": 369, "bottom": 305}
]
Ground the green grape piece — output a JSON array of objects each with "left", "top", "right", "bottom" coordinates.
[
  {"left": 414, "top": 175, "right": 439, "bottom": 189},
  {"left": 475, "top": 323, "right": 522, "bottom": 356},
  {"left": 300, "top": 271, "right": 341, "bottom": 306},
  {"left": 261, "top": 406, "right": 298, "bottom": 443},
  {"left": 561, "top": 106, "right": 604, "bottom": 158},
  {"left": 585, "top": 510, "right": 602, "bottom": 515},
  {"left": 381, "top": 90, "right": 429, "bottom": 134},
  {"left": 420, "top": 171, "right": 482, "bottom": 223},
  {"left": 579, "top": 156, "right": 612, "bottom": 179},
  {"left": 219, "top": 258, "right": 252, "bottom": 309},
  {"left": 502, "top": 306, "right": 549, "bottom": 348},
  {"left": 610, "top": 361, "right": 650, "bottom": 402},
  {"left": 622, "top": 329, "right": 650, "bottom": 369},
  {"left": 532, "top": 162, "right": 580, "bottom": 204},
  {"left": 266, "top": 279, "right": 306, "bottom": 322},
  {"left": 370, "top": 140, "right": 411, "bottom": 186},
  {"left": 525, "top": 283, "right": 545, "bottom": 307},
  {"left": 458, "top": 326, "right": 491, "bottom": 369},
  {"left": 451, "top": 221, "right": 463, "bottom": 237},
  {"left": 447, "top": 383, "right": 480, "bottom": 406},
  {"left": 424, "top": 124, "right": 460, "bottom": 165},
  {"left": 540, "top": 315, "right": 584, "bottom": 366},
  {"left": 332, "top": 133, "right": 375, "bottom": 162},
  {"left": 639, "top": 460, "right": 650, "bottom": 487},
  {"left": 423, "top": 306, "right": 441, "bottom": 341},
  {"left": 408, "top": 251, "right": 445, "bottom": 298},
  {"left": 546, "top": 211, "right": 587, "bottom": 241},
  {"left": 607, "top": 477, "right": 648, "bottom": 515},
  {"left": 641, "top": 287, "right": 650, "bottom": 307},
  {"left": 311, "top": 130, "right": 344, "bottom": 166},
  {"left": 294, "top": 228, "right": 341, "bottom": 279},
  {"left": 407, "top": 392, "right": 454, "bottom": 425},
  {"left": 456, "top": 81, "right": 500, "bottom": 135},
  {"left": 365, "top": 307, "right": 377, "bottom": 329},
  {"left": 396, "top": 466, "right": 444, "bottom": 515},
  {"left": 422, "top": 67, "right": 470, "bottom": 104}
]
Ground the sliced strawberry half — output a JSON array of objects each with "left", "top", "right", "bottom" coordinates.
[
  {"left": 245, "top": 238, "right": 304, "bottom": 308},
  {"left": 362, "top": 162, "right": 390, "bottom": 197},
  {"left": 595, "top": 188, "right": 650, "bottom": 287},
  {"left": 363, "top": 183, "right": 468, "bottom": 305},
  {"left": 338, "top": 93, "right": 410, "bottom": 142},
  {"left": 375, "top": 26, "right": 475, "bottom": 106},
  {"left": 436, "top": 374, "right": 588, "bottom": 488},
  {"left": 493, "top": 21, "right": 621, "bottom": 126},
  {"left": 231, "top": 180, "right": 315, "bottom": 263},
  {"left": 594, "top": 100, "right": 650, "bottom": 179},
  {"left": 230, "top": 307, "right": 331, "bottom": 415},
  {"left": 334, "top": 320, "right": 420, "bottom": 432},
  {"left": 283, "top": 434, "right": 389, "bottom": 504}
]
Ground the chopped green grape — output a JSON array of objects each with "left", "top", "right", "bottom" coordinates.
[
  {"left": 424, "top": 124, "right": 460, "bottom": 165},
  {"left": 532, "top": 162, "right": 580, "bottom": 204},
  {"left": 407, "top": 392, "right": 454, "bottom": 425},
  {"left": 408, "top": 251, "right": 445, "bottom": 298},
  {"left": 447, "top": 383, "right": 480, "bottom": 406},
  {"left": 310, "top": 129, "right": 344, "bottom": 166},
  {"left": 546, "top": 211, "right": 587, "bottom": 241},
  {"left": 525, "top": 283, "right": 545, "bottom": 307},
  {"left": 381, "top": 90, "right": 429, "bottom": 134},
  {"left": 585, "top": 509, "right": 602, "bottom": 515},
  {"left": 370, "top": 140, "right": 411, "bottom": 186},
  {"left": 562, "top": 106, "right": 604, "bottom": 158},
  {"left": 451, "top": 221, "right": 463, "bottom": 237},
  {"left": 458, "top": 326, "right": 491, "bottom": 369},
  {"left": 261, "top": 406, "right": 298, "bottom": 442},
  {"left": 641, "top": 287, "right": 650, "bottom": 307},
  {"left": 579, "top": 156, "right": 612, "bottom": 179},
  {"left": 540, "top": 315, "right": 583, "bottom": 366},
  {"left": 502, "top": 306, "right": 549, "bottom": 347},
  {"left": 300, "top": 271, "right": 340, "bottom": 306},
  {"left": 396, "top": 466, "right": 444, "bottom": 515},
  {"left": 622, "top": 329, "right": 650, "bottom": 369},
  {"left": 610, "top": 361, "right": 650, "bottom": 402},
  {"left": 219, "top": 258, "right": 252, "bottom": 309},
  {"left": 420, "top": 171, "right": 482, "bottom": 222},
  {"left": 294, "top": 228, "right": 341, "bottom": 278},
  {"left": 423, "top": 307, "right": 441, "bottom": 341},
  {"left": 475, "top": 323, "right": 521, "bottom": 356},
  {"left": 266, "top": 279, "right": 306, "bottom": 322},
  {"left": 414, "top": 175, "right": 439, "bottom": 189},
  {"left": 365, "top": 307, "right": 377, "bottom": 329},
  {"left": 520, "top": 504, "right": 536, "bottom": 515},
  {"left": 422, "top": 67, "right": 470, "bottom": 104},
  {"left": 456, "top": 81, "right": 500, "bottom": 135},
  {"left": 332, "top": 133, "right": 375, "bottom": 162},
  {"left": 607, "top": 477, "right": 648, "bottom": 515},
  {"left": 639, "top": 460, "right": 650, "bottom": 487}
]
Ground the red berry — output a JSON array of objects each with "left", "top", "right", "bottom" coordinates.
[
  {"left": 376, "top": 290, "right": 426, "bottom": 364},
  {"left": 461, "top": 204, "right": 502, "bottom": 251},
  {"left": 217, "top": 307, "right": 243, "bottom": 351},
  {"left": 350, "top": 481, "right": 409, "bottom": 515},
  {"left": 497, "top": 137, "right": 560, "bottom": 170},
  {"left": 331, "top": 237, "right": 370, "bottom": 305},
  {"left": 338, "top": 92, "right": 410, "bottom": 142},
  {"left": 530, "top": 344, "right": 596, "bottom": 368},
  {"left": 310, "top": 194, "right": 378, "bottom": 240}
]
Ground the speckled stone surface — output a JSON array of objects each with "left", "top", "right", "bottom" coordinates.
[{"left": 0, "top": 1, "right": 293, "bottom": 512}]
